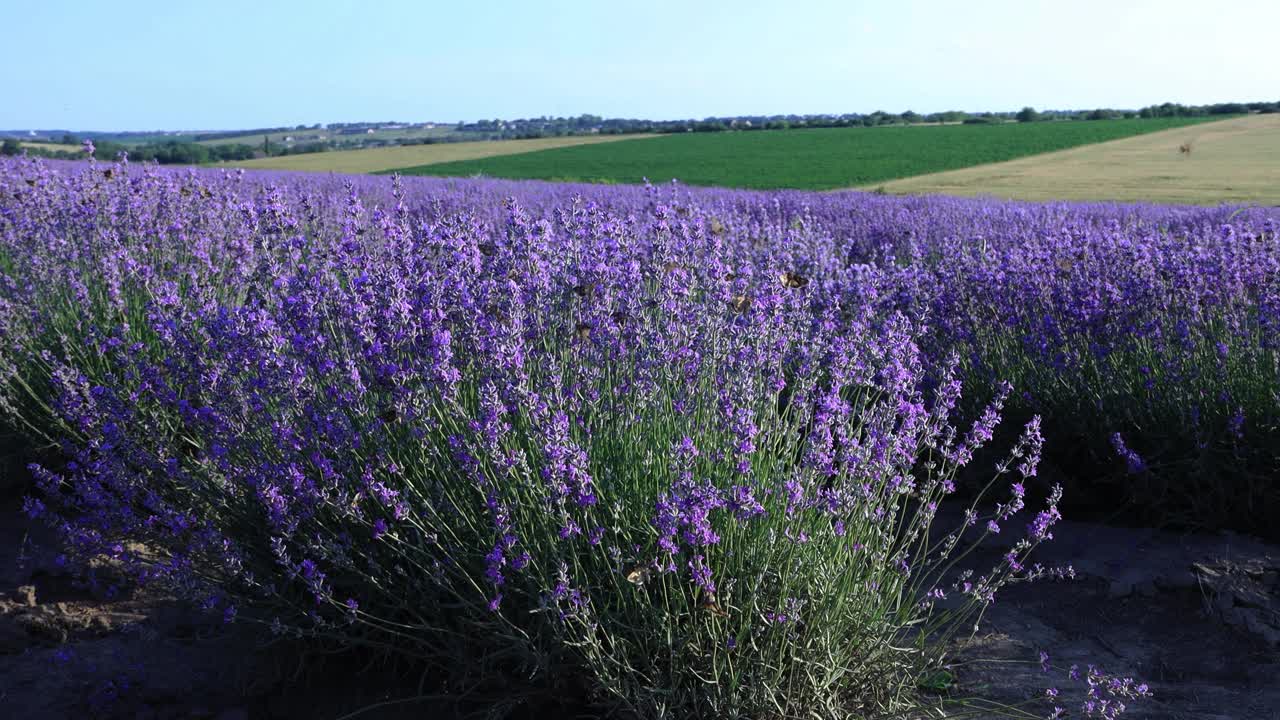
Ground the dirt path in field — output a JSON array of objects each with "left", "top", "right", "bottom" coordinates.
[{"left": 1, "top": 496, "right": 1277, "bottom": 719}]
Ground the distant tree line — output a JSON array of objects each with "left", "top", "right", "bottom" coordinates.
[
  {"left": 5, "top": 100, "right": 1274, "bottom": 166},
  {"left": 189, "top": 127, "right": 304, "bottom": 142},
  {"left": 449, "top": 101, "right": 1277, "bottom": 137},
  {"left": 13, "top": 137, "right": 260, "bottom": 164},
  {"left": 1137, "top": 101, "right": 1277, "bottom": 117}
]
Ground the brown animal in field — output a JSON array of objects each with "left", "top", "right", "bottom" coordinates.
[{"left": 1178, "top": 140, "right": 1194, "bottom": 155}]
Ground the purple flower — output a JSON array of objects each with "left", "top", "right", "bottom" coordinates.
[
  {"left": 1110, "top": 433, "right": 1146, "bottom": 474},
  {"left": 21, "top": 496, "right": 45, "bottom": 519}
]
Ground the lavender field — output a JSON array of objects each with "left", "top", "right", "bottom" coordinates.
[{"left": 1, "top": 155, "right": 1277, "bottom": 718}]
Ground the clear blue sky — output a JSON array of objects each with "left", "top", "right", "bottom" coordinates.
[{"left": 4, "top": 0, "right": 1276, "bottom": 131}]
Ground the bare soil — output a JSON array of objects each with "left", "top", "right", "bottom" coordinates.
[{"left": 942, "top": 517, "right": 1280, "bottom": 719}]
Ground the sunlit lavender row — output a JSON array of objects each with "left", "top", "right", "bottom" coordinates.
[{"left": 2, "top": 155, "right": 1270, "bottom": 717}]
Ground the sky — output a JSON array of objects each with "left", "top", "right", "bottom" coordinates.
[{"left": 3, "top": 0, "right": 1278, "bottom": 131}]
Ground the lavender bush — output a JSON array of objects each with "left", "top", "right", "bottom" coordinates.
[
  {"left": 0, "top": 157, "right": 1076, "bottom": 717},
  {"left": 890, "top": 208, "right": 1280, "bottom": 531},
  {"left": 1, "top": 154, "right": 1270, "bottom": 715}
]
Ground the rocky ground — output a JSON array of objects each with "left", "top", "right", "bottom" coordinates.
[{"left": 1, "top": 495, "right": 1277, "bottom": 719}]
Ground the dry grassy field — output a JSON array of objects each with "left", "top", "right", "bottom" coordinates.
[
  {"left": 233, "top": 134, "right": 655, "bottom": 174},
  {"left": 873, "top": 114, "right": 1280, "bottom": 205},
  {"left": 19, "top": 141, "right": 81, "bottom": 153}
]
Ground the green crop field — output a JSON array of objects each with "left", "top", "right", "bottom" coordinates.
[{"left": 386, "top": 117, "right": 1220, "bottom": 190}]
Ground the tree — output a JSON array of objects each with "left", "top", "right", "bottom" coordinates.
[
  {"left": 1016, "top": 106, "right": 1040, "bottom": 123},
  {"left": 1209, "top": 102, "right": 1247, "bottom": 115},
  {"left": 1, "top": 138, "right": 21, "bottom": 156}
]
